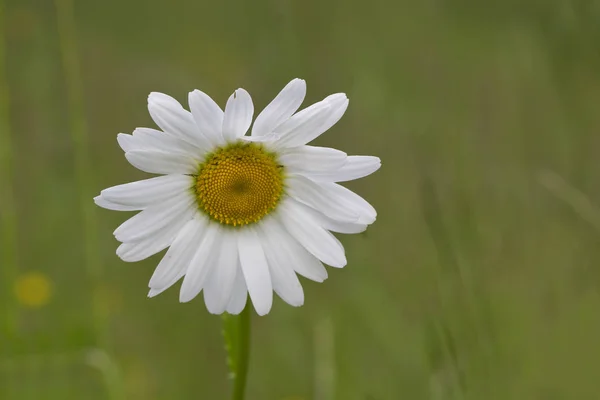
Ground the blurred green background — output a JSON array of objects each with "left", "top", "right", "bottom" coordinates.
[{"left": 2, "top": 0, "right": 600, "bottom": 399}]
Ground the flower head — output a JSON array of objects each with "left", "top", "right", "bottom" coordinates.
[{"left": 95, "top": 78, "right": 380, "bottom": 315}]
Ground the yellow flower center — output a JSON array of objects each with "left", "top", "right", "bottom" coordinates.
[{"left": 195, "top": 142, "right": 284, "bottom": 226}]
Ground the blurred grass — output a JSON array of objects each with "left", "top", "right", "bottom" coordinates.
[
  {"left": 53, "top": 0, "right": 122, "bottom": 397},
  {"left": 2, "top": 0, "right": 600, "bottom": 399},
  {"left": 0, "top": 0, "right": 18, "bottom": 338}
]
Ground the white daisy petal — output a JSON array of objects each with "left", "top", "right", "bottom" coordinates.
[
  {"left": 286, "top": 175, "right": 359, "bottom": 222},
  {"left": 279, "top": 146, "right": 347, "bottom": 174},
  {"left": 147, "top": 92, "right": 212, "bottom": 150},
  {"left": 222, "top": 88, "right": 254, "bottom": 141},
  {"left": 94, "top": 195, "right": 141, "bottom": 211},
  {"left": 273, "top": 103, "right": 332, "bottom": 148},
  {"left": 179, "top": 224, "right": 221, "bottom": 303},
  {"left": 125, "top": 128, "right": 202, "bottom": 156},
  {"left": 319, "top": 219, "right": 367, "bottom": 234},
  {"left": 125, "top": 150, "right": 199, "bottom": 175},
  {"left": 116, "top": 206, "right": 194, "bottom": 262},
  {"left": 275, "top": 94, "right": 348, "bottom": 147},
  {"left": 306, "top": 155, "right": 381, "bottom": 182},
  {"left": 312, "top": 93, "right": 349, "bottom": 141},
  {"left": 203, "top": 232, "right": 239, "bottom": 314},
  {"left": 148, "top": 287, "right": 168, "bottom": 298},
  {"left": 226, "top": 266, "right": 248, "bottom": 314},
  {"left": 188, "top": 89, "right": 225, "bottom": 146},
  {"left": 113, "top": 192, "right": 195, "bottom": 242},
  {"left": 100, "top": 175, "right": 193, "bottom": 208},
  {"left": 117, "top": 133, "right": 135, "bottom": 152},
  {"left": 300, "top": 205, "right": 368, "bottom": 234},
  {"left": 117, "top": 242, "right": 164, "bottom": 263},
  {"left": 238, "top": 227, "right": 273, "bottom": 316},
  {"left": 240, "top": 133, "right": 281, "bottom": 143},
  {"left": 148, "top": 214, "right": 207, "bottom": 294},
  {"left": 278, "top": 198, "right": 347, "bottom": 268},
  {"left": 259, "top": 219, "right": 304, "bottom": 306},
  {"left": 290, "top": 253, "right": 328, "bottom": 282},
  {"left": 260, "top": 216, "right": 328, "bottom": 282},
  {"left": 316, "top": 182, "right": 377, "bottom": 224},
  {"left": 252, "top": 78, "right": 306, "bottom": 137}
]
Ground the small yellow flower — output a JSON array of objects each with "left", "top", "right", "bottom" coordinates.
[{"left": 14, "top": 272, "right": 52, "bottom": 308}]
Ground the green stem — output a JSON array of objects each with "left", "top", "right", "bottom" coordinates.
[
  {"left": 0, "top": 0, "right": 19, "bottom": 338},
  {"left": 223, "top": 304, "right": 251, "bottom": 400},
  {"left": 233, "top": 305, "right": 251, "bottom": 400}
]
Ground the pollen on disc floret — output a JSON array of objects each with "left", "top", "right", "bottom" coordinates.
[{"left": 195, "top": 142, "right": 284, "bottom": 226}]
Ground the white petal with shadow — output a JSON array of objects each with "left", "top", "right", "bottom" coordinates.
[
  {"left": 238, "top": 227, "right": 273, "bottom": 316},
  {"left": 258, "top": 219, "right": 304, "bottom": 306},
  {"left": 226, "top": 266, "right": 248, "bottom": 314},
  {"left": 100, "top": 175, "right": 193, "bottom": 208},
  {"left": 148, "top": 214, "right": 208, "bottom": 295},
  {"left": 286, "top": 175, "right": 358, "bottom": 222},
  {"left": 275, "top": 93, "right": 347, "bottom": 147},
  {"left": 222, "top": 88, "right": 253, "bottom": 141},
  {"left": 179, "top": 224, "right": 221, "bottom": 302},
  {"left": 94, "top": 195, "right": 141, "bottom": 211},
  {"left": 122, "top": 128, "right": 203, "bottom": 156},
  {"left": 125, "top": 150, "right": 199, "bottom": 175},
  {"left": 306, "top": 156, "right": 381, "bottom": 183},
  {"left": 113, "top": 192, "right": 195, "bottom": 242},
  {"left": 259, "top": 216, "right": 328, "bottom": 282},
  {"left": 188, "top": 89, "right": 225, "bottom": 146},
  {"left": 148, "top": 92, "right": 211, "bottom": 150},
  {"left": 301, "top": 205, "right": 368, "bottom": 234},
  {"left": 252, "top": 78, "right": 306, "bottom": 137},
  {"left": 116, "top": 206, "right": 194, "bottom": 262},
  {"left": 203, "top": 232, "right": 239, "bottom": 314},
  {"left": 273, "top": 103, "right": 332, "bottom": 148},
  {"left": 316, "top": 182, "right": 377, "bottom": 224},
  {"left": 279, "top": 145, "right": 346, "bottom": 173},
  {"left": 277, "top": 198, "right": 346, "bottom": 268}
]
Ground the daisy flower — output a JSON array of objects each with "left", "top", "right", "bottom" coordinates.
[{"left": 94, "top": 78, "right": 380, "bottom": 315}]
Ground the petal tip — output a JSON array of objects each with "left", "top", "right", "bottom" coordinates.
[
  {"left": 328, "top": 93, "right": 348, "bottom": 102},
  {"left": 115, "top": 250, "right": 128, "bottom": 263},
  {"left": 330, "top": 256, "right": 347, "bottom": 269},
  {"left": 179, "top": 291, "right": 194, "bottom": 303},
  {"left": 291, "top": 78, "right": 306, "bottom": 86},
  {"left": 93, "top": 195, "right": 106, "bottom": 210},
  {"left": 116, "top": 133, "right": 135, "bottom": 152},
  {"left": 205, "top": 307, "right": 225, "bottom": 315},
  {"left": 372, "top": 158, "right": 382, "bottom": 171},
  {"left": 289, "top": 296, "right": 305, "bottom": 307},
  {"left": 233, "top": 88, "right": 250, "bottom": 98},
  {"left": 255, "top": 307, "right": 271, "bottom": 317}
]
